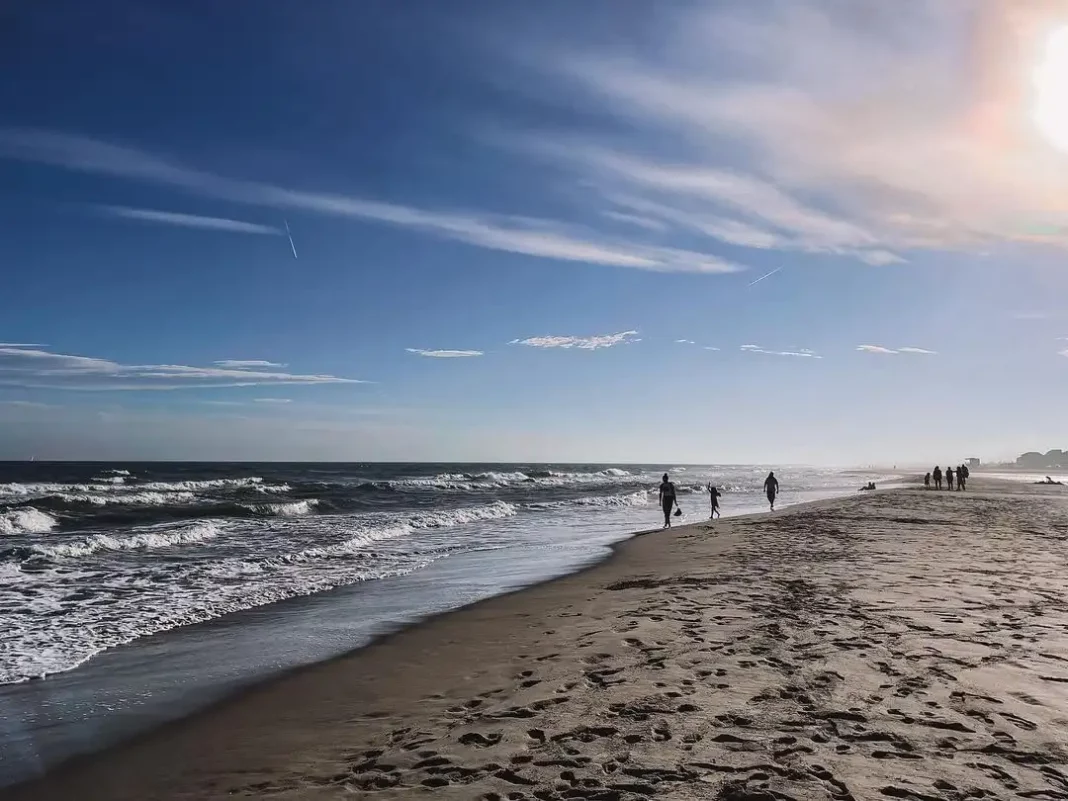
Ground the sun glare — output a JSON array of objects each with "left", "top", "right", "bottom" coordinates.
[{"left": 1033, "top": 26, "right": 1068, "bottom": 152}]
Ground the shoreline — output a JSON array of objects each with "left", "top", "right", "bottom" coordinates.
[
  {"left": 1, "top": 494, "right": 838, "bottom": 798},
  {"left": 2, "top": 485, "right": 869, "bottom": 790},
  {"left": 13, "top": 479, "right": 1067, "bottom": 800}
]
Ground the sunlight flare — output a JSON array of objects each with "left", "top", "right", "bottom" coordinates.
[{"left": 1033, "top": 26, "right": 1068, "bottom": 152}]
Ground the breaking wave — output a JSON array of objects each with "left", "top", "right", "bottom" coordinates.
[
  {"left": 0, "top": 507, "right": 59, "bottom": 535},
  {"left": 26, "top": 521, "right": 224, "bottom": 559}
]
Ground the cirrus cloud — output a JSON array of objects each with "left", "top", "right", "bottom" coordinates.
[
  {"left": 406, "top": 348, "right": 484, "bottom": 358},
  {"left": 100, "top": 206, "right": 282, "bottom": 235},
  {"left": 214, "top": 359, "right": 288, "bottom": 369},
  {"left": 857, "top": 345, "right": 937, "bottom": 355},
  {"left": 0, "top": 129, "right": 744, "bottom": 275},
  {"left": 510, "top": 331, "right": 640, "bottom": 350},
  {"left": 741, "top": 344, "right": 822, "bottom": 359},
  {"left": 0, "top": 345, "right": 366, "bottom": 390},
  {"left": 542, "top": 0, "right": 1068, "bottom": 261}
]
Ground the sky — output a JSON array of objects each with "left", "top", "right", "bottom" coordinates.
[{"left": 2, "top": 0, "right": 1068, "bottom": 464}]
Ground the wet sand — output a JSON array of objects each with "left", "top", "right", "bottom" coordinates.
[{"left": 5, "top": 478, "right": 1068, "bottom": 801}]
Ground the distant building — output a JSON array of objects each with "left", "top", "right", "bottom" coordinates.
[
  {"left": 1017, "top": 450, "right": 1068, "bottom": 469},
  {"left": 966, "top": 458, "right": 980, "bottom": 468}
]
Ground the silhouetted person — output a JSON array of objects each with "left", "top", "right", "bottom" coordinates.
[
  {"left": 933, "top": 466, "right": 942, "bottom": 490},
  {"left": 764, "top": 471, "right": 779, "bottom": 511},
  {"left": 946, "top": 466, "right": 955, "bottom": 491},
  {"left": 659, "top": 473, "right": 678, "bottom": 528},
  {"left": 959, "top": 464, "right": 969, "bottom": 490},
  {"left": 707, "top": 483, "right": 721, "bottom": 519},
  {"left": 924, "top": 472, "right": 931, "bottom": 489}
]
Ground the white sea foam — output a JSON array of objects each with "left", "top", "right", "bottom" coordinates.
[
  {"left": 31, "top": 521, "right": 224, "bottom": 558},
  {"left": 266, "top": 501, "right": 519, "bottom": 565},
  {"left": 52, "top": 490, "right": 198, "bottom": 506},
  {"left": 137, "top": 477, "right": 265, "bottom": 492},
  {"left": 252, "top": 483, "right": 292, "bottom": 494},
  {"left": 242, "top": 499, "right": 318, "bottom": 516},
  {"left": 0, "top": 507, "right": 59, "bottom": 535},
  {"left": 387, "top": 468, "right": 638, "bottom": 492},
  {"left": 528, "top": 491, "right": 651, "bottom": 510}
]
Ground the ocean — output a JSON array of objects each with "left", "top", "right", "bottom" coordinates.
[{"left": 0, "top": 461, "right": 891, "bottom": 786}]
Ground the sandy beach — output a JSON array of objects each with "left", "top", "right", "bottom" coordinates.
[{"left": 6, "top": 478, "right": 1068, "bottom": 801}]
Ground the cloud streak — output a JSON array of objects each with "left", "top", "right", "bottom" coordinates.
[
  {"left": 0, "top": 129, "right": 742, "bottom": 274},
  {"left": 857, "top": 345, "right": 938, "bottom": 355},
  {"left": 100, "top": 206, "right": 282, "bottom": 235},
  {"left": 214, "top": 360, "right": 287, "bottom": 369},
  {"left": 0, "top": 346, "right": 366, "bottom": 391},
  {"left": 511, "top": 331, "right": 639, "bottom": 350},
  {"left": 406, "top": 348, "right": 484, "bottom": 358},
  {"left": 741, "top": 344, "right": 822, "bottom": 359}
]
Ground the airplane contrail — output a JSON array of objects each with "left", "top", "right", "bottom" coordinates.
[
  {"left": 284, "top": 218, "right": 298, "bottom": 259},
  {"left": 746, "top": 266, "right": 781, "bottom": 287}
]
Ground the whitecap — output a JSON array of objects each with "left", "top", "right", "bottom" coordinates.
[{"left": 0, "top": 507, "right": 59, "bottom": 535}]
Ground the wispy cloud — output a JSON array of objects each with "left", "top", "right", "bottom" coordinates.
[
  {"left": 0, "top": 343, "right": 46, "bottom": 348},
  {"left": 741, "top": 344, "right": 822, "bottom": 359},
  {"left": 675, "top": 339, "right": 695, "bottom": 344},
  {"left": 857, "top": 345, "right": 938, "bottom": 355},
  {"left": 253, "top": 398, "right": 293, "bottom": 404},
  {"left": 1010, "top": 311, "right": 1053, "bottom": 321},
  {"left": 0, "top": 346, "right": 366, "bottom": 391},
  {"left": 406, "top": 348, "right": 484, "bottom": 358},
  {"left": 100, "top": 206, "right": 281, "bottom": 235},
  {"left": 545, "top": 2, "right": 1068, "bottom": 257},
  {"left": 511, "top": 331, "right": 639, "bottom": 350},
  {"left": 0, "top": 399, "right": 54, "bottom": 408},
  {"left": 704, "top": 346, "right": 721, "bottom": 351},
  {"left": 214, "top": 360, "right": 287, "bottom": 369},
  {"left": 0, "top": 129, "right": 742, "bottom": 275},
  {"left": 600, "top": 210, "right": 668, "bottom": 231},
  {"left": 517, "top": 137, "right": 902, "bottom": 266}
]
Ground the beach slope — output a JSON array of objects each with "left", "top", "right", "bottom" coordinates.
[{"left": 6, "top": 480, "right": 1068, "bottom": 800}]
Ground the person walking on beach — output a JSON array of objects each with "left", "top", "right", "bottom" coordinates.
[
  {"left": 959, "top": 464, "right": 968, "bottom": 491},
  {"left": 764, "top": 471, "right": 779, "bottom": 512},
  {"left": 707, "top": 483, "right": 721, "bottom": 519},
  {"left": 933, "top": 466, "right": 942, "bottom": 490},
  {"left": 945, "top": 466, "right": 955, "bottom": 491},
  {"left": 659, "top": 473, "right": 679, "bottom": 528},
  {"left": 924, "top": 472, "right": 931, "bottom": 489}
]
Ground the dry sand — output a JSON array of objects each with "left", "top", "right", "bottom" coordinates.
[{"left": 5, "top": 479, "right": 1068, "bottom": 801}]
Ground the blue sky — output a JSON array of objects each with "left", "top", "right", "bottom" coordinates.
[{"left": 2, "top": 0, "right": 1068, "bottom": 464}]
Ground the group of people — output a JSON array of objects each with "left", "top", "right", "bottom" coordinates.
[
  {"left": 924, "top": 464, "right": 969, "bottom": 491},
  {"left": 657, "top": 471, "right": 780, "bottom": 528}
]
